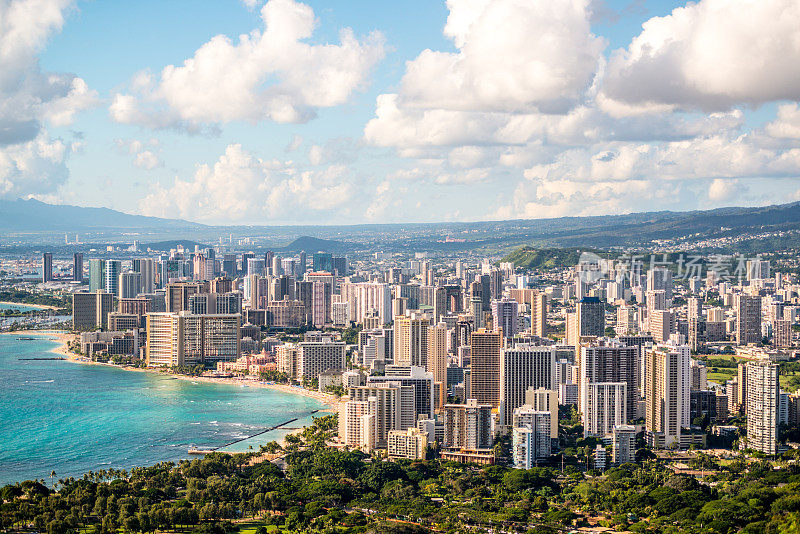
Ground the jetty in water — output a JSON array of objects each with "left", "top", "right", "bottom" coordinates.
[{"left": 188, "top": 409, "right": 320, "bottom": 454}]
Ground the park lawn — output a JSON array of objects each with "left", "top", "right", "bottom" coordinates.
[
  {"left": 780, "top": 371, "right": 800, "bottom": 392},
  {"left": 236, "top": 524, "right": 282, "bottom": 534},
  {"left": 707, "top": 369, "right": 736, "bottom": 385}
]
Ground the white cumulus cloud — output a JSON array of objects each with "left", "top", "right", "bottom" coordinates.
[
  {"left": 0, "top": 0, "right": 97, "bottom": 198},
  {"left": 139, "top": 144, "right": 358, "bottom": 223},
  {"left": 398, "top": 0, "right": 604, "bottom": 113},
  {"left": 600, "top": 0, "right": 800, "bottom": 113},
  {"left": 111, "top": 0, "right": 385, "bottom": 130}
]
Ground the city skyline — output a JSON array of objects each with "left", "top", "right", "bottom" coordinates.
[{"left": 3, "top": 0, "right": 800, "bottom": 225}]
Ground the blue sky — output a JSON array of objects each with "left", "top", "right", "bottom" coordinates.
[{"left": 3, "top": 0, "right": 800, "bottom": 224}]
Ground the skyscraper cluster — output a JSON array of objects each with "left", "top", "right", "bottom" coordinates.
[{"left": 54, "top": 242, "right": 795, "bottom": 462}]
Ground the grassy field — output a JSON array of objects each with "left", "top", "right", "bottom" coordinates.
[
  {"left": 699, "top": 354, "right": 747, "bottom": 386},
  {"left": 780, "top": 371, "right": 800, "bottom": 392},
  {"left": 707, "top": 369, "right": 736, "bottom": 385},
  {"left": 235, "top": 522, "right": 281, "bottom": 534}
]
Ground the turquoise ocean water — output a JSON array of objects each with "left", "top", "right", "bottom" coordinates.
[{"left": 0, "top": 334, "right": 323, "bottom": 485}]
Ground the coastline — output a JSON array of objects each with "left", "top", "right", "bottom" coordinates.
[
  {"left": 0, "top": 300, "right": 60, "bottom": 310},
  {"left": 2, "top": 329, "right": 341, "bottom": 410},
  {"left": 2, "top": 329, "right": 339, "bottom": 453}
]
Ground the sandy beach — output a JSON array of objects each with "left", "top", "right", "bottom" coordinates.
[{"left": 2, "top": 329, "right": 341, "bottom": 410}]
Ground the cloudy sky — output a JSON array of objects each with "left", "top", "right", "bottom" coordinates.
[{"left": 2, "top": 0, "right": 800, "bottom": 225}]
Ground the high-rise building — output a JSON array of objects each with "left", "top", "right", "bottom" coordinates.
[
  {"left": 166, "top": 281, "right": 205, "bottom": 312},
  {"left": 583, "top": 382, "right": 627, "bottom": 437},
  {"left": 277, "top": 345, "right": 300, "bottom": 379},
  {"left": 42, "top": 252, "right": 53, "bottom": 282},
  {"left": 427, "top": 322, "right": 448, "bottom": 405},
  {"left": 650, "top": 309, "right": 674, "bottom": 343},
  {"left": 72, "top": 290, "right": 114, "bottom": 330},
  {"left": 499, "top": 345, "right": 555, "bottom": 428},
  {"left": 312, "top": 252, "right": 334, "bottom": 273},
  {"left": 524, "top": 387, "right": 559, "bottom": 439},
  {"left": 530, "top": 292, "right": 547, "bottom": 338},
  {"left": 690, "top": 359, "right": 708, "bottom": 391},
  {"left": 647, "top": 267, "right": 673, "bottom": 301},
  {"left": 308, "top": 274, "right": 334, "bottom": 327},
  {"left": 491, "top": 298, "right": 519, "bottom": 339},
  {"left": 512, "top": 408, "right": 551, "bottom": 468},
  {"left": 687, "top": 297, "right": 702, "bottom": 321},
  {"left": 443, "top": 398, "right": 493, "bottom": 449},
  {"left": 746, "top": 259, "right": 770, "bottom": 281},
  {"left": 688, "top": 316, "right": 706, "bottom": 352},
  {"left": 368, "top": 365, "right": 435, "bottom": 420},
  {"left": 104, "top": 260, "right": 121, "bottom": 297},
  {"left": 338, "top": 396, "right": 376, "bottom": 451},
  {"left": 332, "top": 256, "right": 347, "bottom": 277},
  {"left": 118, "top": 297, "right": 151, "bottom": 318},
  {"left": 73, "top": 253, "right": 84, "bottom": 282},
  {"left": 297, "top": 339, "right": 346, "bottom": 382},
  {"left": 133, "top": 258, "right": 156, "bottom": 293},
  {"left": 210, "top": 277, "right": 233, "bottom": 294},
  {"left": 119, "top": 271, "right": 142, "bottom": 299},
  {"left": 568, "top": 297, "right": 605, "bottom": 348},
  {"left": 394, "top": 314, "right": 429, "bottom": 368},
  {"left": 146, "top": 312, "right": 241, "bottom": 367},
  {"left": 348, "top": 384, "right": 415, "bottom": 447},
  {"left": 612, "top": 425, "right": 636, "bottom": 466},
  {"left": 470, "top": 329, "right": 502, "bottom": 408},
  {"left": 341, "top": 282, "right": 392, "bottom": 325},
  {"left": 89, "top": 259, "right": 105, "bottom": 292},
  {"left": 579, "top": 338, "right": 639, "bottom": 420},
  {"left": 745, "top": 360, "right": 779, "bottom": 455},
  {"left": 774, "top": 319, "right": 792, "bottom": 348},
  {"left": 644, "top": 341, "right": 690, "bottom": 448},
  {"left": 616, "top": 305, "right": 637, "bottom": 335},
  {"left": 222, "top": 254, "right": 237, "bottom": 277},
  {"left": 735, "top": 294, "right": 762, "bottom": 345}
]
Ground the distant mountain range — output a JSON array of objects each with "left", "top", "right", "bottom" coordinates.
[
  {"left": 3, "top": 197, "right": 800, "bottom": 253},
  {"left": 0, "top": 198, "right": 203, "bottom": 232}
]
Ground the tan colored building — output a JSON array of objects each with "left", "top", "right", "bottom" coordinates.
[
  {"left": 146, "top": 311, "right": 240, "bottom": 367},
  {"left": 469, "top": 328, "right": 502, "bottom": 408},
  {"left": 338, "top": 396, "right": 376, "bottom": 452},
  {"left": 394, "top": 313, "right": 430, "bottom": 368},
  {"left": 387, "top": 427, "right": 428, "bottom": 460},
  {"left": 508, "top": 288, "right": 547, "bottom": 337},
  {"left": 443, "top": 398, "right": 493, "bottom": 449},
  {"left": 644, "top": 342, "right": 690, "bottom": 448},
  {"left": 277, "top": 344, "right": 300, "bottom": 379},
  {"left": 427, "top": 321, "right": 448, "bottom": 383}
]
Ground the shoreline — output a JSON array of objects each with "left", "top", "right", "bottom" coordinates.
[
  {"left": 0, "top": 331, "right": 334, "bottom": 472},
  {"left": 2, "top": 329, "right": 341, "bottom": 411},
  {"left": 0, "top": 300, "right": 60, "bottom": 311}
]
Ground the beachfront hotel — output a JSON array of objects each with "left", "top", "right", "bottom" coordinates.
[{"left": 146, "top": 311, "right": 241, "bottom": 367}]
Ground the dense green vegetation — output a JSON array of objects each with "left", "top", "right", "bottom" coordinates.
[
  {"left": 0, "top": 289, "right": 69, "bottom": 309},
  {"left": 500, "top": 247, "right": 610, "bottom": 271},
  {"left": 4, "top": 414, "right": 800, "bottom": 534}
]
